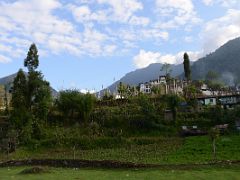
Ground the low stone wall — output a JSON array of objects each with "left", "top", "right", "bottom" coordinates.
[
  {"left": 0, "top": 159, "right": 239, "bottom": 169},
  {"left": 0, "top": 159, "right": 155, "bottom": 169}
]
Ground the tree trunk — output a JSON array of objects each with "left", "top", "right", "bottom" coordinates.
[{"left": 213, "top": 138, "right": 216, "bottom": 160}]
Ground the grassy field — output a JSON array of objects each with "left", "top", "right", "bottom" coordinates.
[
  {"left": 1, "top": 135, "right": 239, "bottom": 164},
  {"left": 0, "top": 165, "right": 240, "bottom": 180}
]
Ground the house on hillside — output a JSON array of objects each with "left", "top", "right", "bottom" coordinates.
[
  {"left": 197, "top": 96, "right": 217, "bottom": 106},
  {"left": 197, "top": 94, "right": 240, "bottom": 108},
  {"left": 200, "top": 84, "right": 212, "bottom": 96},
  {"left": 139, "top": 76, "right": 188, "bottom": 95}
]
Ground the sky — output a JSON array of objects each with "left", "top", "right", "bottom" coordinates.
[{"left": 0, "top": 0, "right": 240, "bottom": 92}]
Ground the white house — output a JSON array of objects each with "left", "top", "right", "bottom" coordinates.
[{"left": 197, "top": 96, "right": 217, "bottom": 106}]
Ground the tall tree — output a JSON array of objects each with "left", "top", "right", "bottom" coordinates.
[
  {"left": 11, "top": 69, "right": 27, "bottom": 109},
  {"left": 11, "top": 44, "right": 52, "bottom": 142},
  {"left": 161, "top": 63, "right": 172, "bottom": 78},
  {"left": 183, "top": 52, "right": 191, "bottom": 81},
  {"left": 24, "top": 43, "right": 39, "bottom": 72},
  {"left": 10, "top": 69, "right": 32, "bottom": 143},
  {"left": 57, "top": 90, "right": 96, "bottom": 124},
  {"left": 209, "top": 127, "right": 220, "bottom": 160},
  {"left": 117, "top": 82, "right": 127, "bottom": 99},
  {"left": 166, "top": 95, "right": 181, "bottom": 123},
  {"left": 205, "top": 70, "right": 219, "bottom": 82}
]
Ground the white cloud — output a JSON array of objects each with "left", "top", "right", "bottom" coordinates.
[
  {"left": 133, "top": 50, "right": 162, "bottom": 68},
  {"left": 68, "top": 5, "right": 108, "bottom": 23},
  {"left": 133, "top": 49, "right": 202, "bottom": 68},
  {"left": 0, "top": 55, "right": 11, "bottom": 63},
  {"left": 155, "top": 0, "right": 201, "bottom": 29},
  {"left": 97, "top": 0, "right": 143, "bottom": 23},
  {"left": 156, "top": 0, "right": 194, "bottom": 12},
  {"left": 70, "top": 0, "right": 149, "bottom": 26},
  {"left": 184, "top": 36, "right": 193, "bottom": 43},
  {"left": 0, "top": 0, "right": 119, "bottom": 63},
  {"left": 202, "top": 0, "right": 240, "bottom": 7},
  {"left": 201, "top": 9, "right": 240, "bottom": 54},
  {"left": 141, "top": 29, "right": 169, "bottom": 41},
  {"left": 202, "top": 0, "right": 213, "bottom": 6},
  {"left": 128, "top": 16, "right": 150, "bottom": 26}
]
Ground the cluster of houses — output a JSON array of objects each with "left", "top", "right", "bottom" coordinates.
[
  {"left": 139, "top": 76, "right": 188, "bottom": 95},
  {"left": 135, "top": 75, "right": 240, "bottom": 109}
]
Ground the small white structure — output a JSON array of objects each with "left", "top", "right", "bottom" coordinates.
[
  {"left": 139, "top": 76, "right": 187, "bottom": 95},
  {"left": 198, "top": 97, "right": 217, "bottom": 106},
  {"left": 200, "top": 84, "right": 212, "bottom": 96},
  {"left": 140, "top": 83, "right": 151, "bottom": 94}
]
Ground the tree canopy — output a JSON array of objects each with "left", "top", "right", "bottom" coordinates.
[{"left": 183, "top": 52, "right": 191, "bottom": 81}]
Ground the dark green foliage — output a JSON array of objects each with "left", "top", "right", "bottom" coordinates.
[
  {"left": 205, "top": 70, "right": 219, "bottom": 82},
  {"left": 11, "top": 69, "right": 27, "bottom": 109},
  {"left": 56, "top": 90, "right": 96, "bottom": 124},
  {"left": 102, "top": 90, "right": 114, "bottom": 101},
  {"left": 183, "top": 52, "right": 191, "bottom": 81},
  {"left": 24, "top": 43, "right": 39, "bottom": 72},
  {"left": 165, "top": 95, "right": 182, "bottom": 122},
  {"left": 138, "top": 94, "right": 156, "bottom": 120},
  {"left": 117, "top": 82, "right": 128, "bottom": 99},
  {"left": 10, "top": 44, "right": 52, "bottom": 143},
  {"left": 183, "top": 84, "right": 199, "bottom": 109},
  {"left": 161, "top": 63, "right": 172, "bottom": 77}
]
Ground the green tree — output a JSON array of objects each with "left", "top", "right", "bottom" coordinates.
[
  {"left": 24, "top": 43, "right": 39, "bottom": 72},
  {"left": 209, "top": 127, "right": 220, "bottom": 160},
  {"left": 24, "top": 44, "right": 52, "bottom": 121},
  {"left": 11, "top": 44, "right": 52, "bottom": 142},
  {"left": 4, "top": 84, "right": 10, "bottom": 115},
  {"left": 56, "top": 90, "right": 80, "bottom": 123},
  {"left": 10, "top": 69, "right": 32, "bottom": 143},
  {"left": 183, "top": 52, "right": 191, "bottom": 81},
  {"left": 11, "top": 69, "right": 27, "bottom": 109},
  {"left": 57, "top": 90, "right": 96, "bottom": 124},
  {"left": 183, "top": 84, "right": 199, "bottom": 109},
  {"left": 117, "top": 82, "right": 127, "bottom": 99},
  {"left": 161, "top": 63, "right": 172, "bottom": 78},
  {"left": 166, "top": 95, "right": 181, "bottom": 123},
  {"left": 80, "top": 93, "right": 96, "bottom": 123},
  {"left": 205, "top": 70, "right": 219, "bottom": 82},
  {"left": 102, "top": 90, "right": 114, "bottom": 101},
  {"left": 137, "top": 94, "right": 157, "bottom": 126}
]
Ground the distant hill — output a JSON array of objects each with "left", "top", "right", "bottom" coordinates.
[
  {"left": 0, "top": 72, "right": 58, "bottom": 98},
  {"left": 190, "top": 37, "right": 240, "bottom": 85},
  {"left": 103, "top": 63, "right": 184, "bottom": 93},
  {"left": 103, "top": 37, "right": 240, "bottom": 94}
]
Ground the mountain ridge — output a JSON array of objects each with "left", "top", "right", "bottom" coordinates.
[
  {"left": 0, "top": 72, "right": 58, "bottom": 98},
  {"left": 104, "top": 37, "right": 240, "bottom": 94}
]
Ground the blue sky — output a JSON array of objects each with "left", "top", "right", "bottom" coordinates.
[{"left": 0, "top": 0, "right": 240, "bottom": 92}]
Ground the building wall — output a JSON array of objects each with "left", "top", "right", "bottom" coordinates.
[{"left": 204, "top": 98, "right": 217, "bottom": 106}]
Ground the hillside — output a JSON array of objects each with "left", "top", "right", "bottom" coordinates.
[
  {"left": 104, "top": 63, "right": 184, "bottom": 93},
  {"left": 191, "top": 37, "right": 240, "bottom": 85},
  {"left": 104, "top": 37, "right": 240, "bottom": 94},
  {"left": 0, "top": 72, "right": 58, "bottom": 98}
]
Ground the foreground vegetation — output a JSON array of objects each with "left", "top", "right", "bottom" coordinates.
[
  {"left": 1, "top": 165, "right": 240, "bottom": 180},
  {"left": 1, "top": 135, "right": 239, "bottom": 165}
]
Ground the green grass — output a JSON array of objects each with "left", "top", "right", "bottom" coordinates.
[
  {"left": 0, "top": 166, "right": 240, "bottom": 180},
  {"left": 0, "top": 135, "right": 239, "bottom": 164}
]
